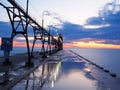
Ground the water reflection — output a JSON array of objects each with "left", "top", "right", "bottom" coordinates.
[
  {"left": 12, "top": 61, "right": 61, "bottom": 90},
  {"left": 12, "top": 61, "right": 98, "bottom": 90},
  {"left": 0, "top": 71, "right": 9, "bottom": 85},
  {"left": 12, "top": 53, "right": 110, "bottom": 90}
]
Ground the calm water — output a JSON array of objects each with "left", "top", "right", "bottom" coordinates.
[
  {"left": 12, "top": 50, "right": 108, "bottom": 90},
  {"left": 0, "top": 47, "right": 40, "bottom": 56},
  {"left": 69, "top": 48, "right": 120, "bottom": 78},
  {"left": 1, "top": 47, "right": 120, "bottom": 78},
  {"left": 11, "top": 49, "right": 120, "bottom": 90}
]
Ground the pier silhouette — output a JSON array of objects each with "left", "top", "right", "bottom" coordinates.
[
  {"left": 0, "top": 0, "right": 63, "bottom": 67},
  {"left": 0, "top": 0, "right": 120, "bottom": 90}
]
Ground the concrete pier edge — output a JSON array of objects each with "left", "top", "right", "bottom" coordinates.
[
  {"left": 0, "top": 58, "right": 48, "bottom": 90},
  {"left": 70, "top": 50, "right": 117, "bottom": 78},
  {"left": 0, "top": 50, "right": 118, "bottom": 90}
]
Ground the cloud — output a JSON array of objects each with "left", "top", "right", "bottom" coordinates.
[
  {"left": 56, "top": 19, "right": 120, "bottom": 45},
  {"left": 0, "top": 21, "right": 35, "bottom": 45},
  {"left": 0, "top": 1, "right": 120, "bottom": 47},
  {"left": 58, "top": 1, "right": 120, "bottom": 45},
  {"left": 86, "top": 12, "right": 120, "bottom": 26},
  {"left": 58, "top": 22, "right": 86, "bottom": 40},
  {"left": 0, "top": 21, "right": 12, "bottom": 37},
  {"left": 84, "top": 4, "right": 120, "bottom": 43}
]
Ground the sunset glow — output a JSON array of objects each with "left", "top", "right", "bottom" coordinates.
[
  {"left": 65, "top": 41, "right": 120, "bottom": 49},
  {"left": 16, "top": 37, "right": 34, "bottom": 41},
  {"left": 13, "top": 41, "right": 42, "bottom": 48},
  {"left": 0, "top": 0, "right": 120, "bottom": 50},
  {"left": 0, "top": 37, "right": 119, "bottom": 49}
]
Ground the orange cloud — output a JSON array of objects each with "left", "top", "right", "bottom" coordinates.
[
  {"left": 1, "top": 37, "right": 120, "bottom": 49},
  {"left": 63, "top": 43, "right": 78, "bottom": 48},
  {"left": 64, "top": 41, "right": 120, "bottom": 49},
  {"left": 13, "top": 41, "right": 42, "bottom": 48}
]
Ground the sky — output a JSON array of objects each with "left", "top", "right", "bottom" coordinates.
[
  {"left": 0, "top": 0, "right": 116, "bottom": 24},
  {"left": 0, "top": 0, "right": 120, "bottom": 49}
]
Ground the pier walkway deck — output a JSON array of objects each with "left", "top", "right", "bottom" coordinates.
[{"left": 0, "top": 50, "right": 120, "bottom": 90}]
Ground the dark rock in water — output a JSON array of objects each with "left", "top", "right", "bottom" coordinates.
[
  {"left": 104, "top": 69, "right": 109, "bottom": 73},
  {"left": 99, "top": 67, "right": 104, "bottom": 69},
  {"left": 110, "top": 73, "right": 117, "bottom": 77}
]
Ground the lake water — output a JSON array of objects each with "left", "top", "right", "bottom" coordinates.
[
  {"left": 69, "top": 48, "right": 120, "bottom": 78},
  {"left": 11, "top": 49, "right": 120, "bottom": 90},
  {"left": 0, "top": 47, "right": 120, "bottom": 78},
  {"left": 0, "top": 47, "right": 40, "bottom": 56}
]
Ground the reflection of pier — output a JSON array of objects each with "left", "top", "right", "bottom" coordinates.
[
  {"left": 0, "top": 0, "right": 63, "bottom": 67},
  {"left": 0, "top": 50, "right": 120, "bottom": 90},
  {"left": 13, "top": 58, "right": 62, "bottom": 90},
  {"left": 0, "top": 50, "right": 62, "bottom": 89},
  {"left": 28, "top": 62, "right": 60, "bottom": 89}
]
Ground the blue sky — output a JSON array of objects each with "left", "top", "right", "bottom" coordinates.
[
  {"left": 0, "top": 0, "right": 115, "bottom": 24},
  {"left": 0, "top": 0, "right": 120, "bottom": 49}
]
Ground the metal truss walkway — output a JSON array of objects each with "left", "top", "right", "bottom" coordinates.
[{"left": 0, "top": 0, "right": 63, "bottom": 67}]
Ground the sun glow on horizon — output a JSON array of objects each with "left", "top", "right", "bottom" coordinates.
[
  {"left": 75, "top": 41, "right": 120, "bottom": 49},
  {"left": 63, "top": 41, "right": 120, "bottom": 49},
  {"left": 0, "top": 37, "right": 120, "bottom": 49},
  {"left": 13, "top": 41, "right": 42, "bottom": 48}
]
